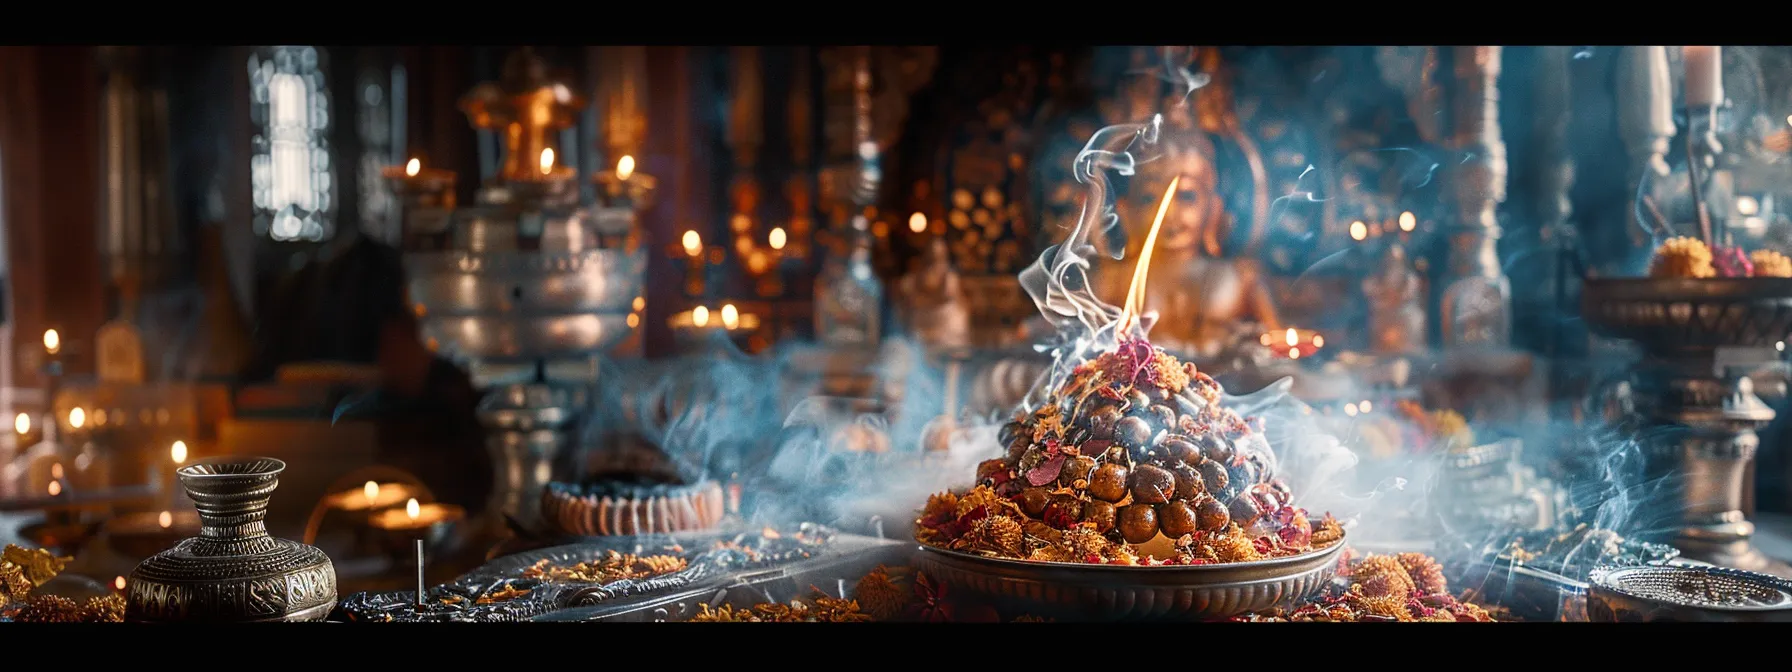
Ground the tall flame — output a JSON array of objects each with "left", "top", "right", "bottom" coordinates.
[
  {"left": 539, "top": 148, "right": 556, "bottom": 175},
  {"left": 406, "top": 498, "right": 421, "bottom": 520},
  {"left": 1117, "top": 176, "right": 1181, "bottom": 335}
]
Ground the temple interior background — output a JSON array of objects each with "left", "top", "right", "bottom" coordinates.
[{"left": 2, "top": 44, "right": 1791, "bottom": 623}]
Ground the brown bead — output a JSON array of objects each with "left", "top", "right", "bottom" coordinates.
[
  {"left": 1044, "top": 495, "right": 1084, "bottom": 528},
  {"left": 1171, "top": 463, "right": 1205, "bottom": 499},
  {"left": 1195, "top": 496, "right": 1230, "bottom": 531},
  {"left": 1148, "top": 405, "right": 1177, "bottom": 432},
  {"left": 1198, "top": 434, "right": 1235, "bottom": 464},
  {"left": 1228, "top": 493, "right": 1263, "bottom": 526},
  {"left": 1017, "top": 487, "right": 1051, "bottom": 517},
  {"left": 1114, "top": 416, "right": 1153, "bottom": 451},
  {"left": 1006, "top": 437, "right": 1030, "bottom": 461},
  {"left": 1130, "top": 464, "right": 1175, "bottom": 504},
  {"left": 1081, "top": 500, "right": 1118, "bottom": 533},
  {"left": 1117, "top": 504, "right": 1160, "bottom": 544},
  {"left": 976, "top": 459, "right": 1009, "bottom": 483},
  {"left": 1158, "top": 500, "right": 1199, "bottom": 538},
  {"left": 1087, "top": 406, "right": 1123, "bottom": 440},
  {"left": 1059, "top": 455, "right": 1098, "bottom": 488},
  {"left": 1160, "top": 436, "right": 1201, "bottom": 465},
  {"left": 1088, "top": 463, "right": 1130, "bottom": 502},
  {"left": 1198, "top": 459, "right": 1230, "bottom": 493}
]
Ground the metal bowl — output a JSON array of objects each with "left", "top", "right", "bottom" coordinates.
[
  {"left": 1581, "top": 277, "right": 1792, "bottom": 353},
  {"left": 406, "top": 249, "right": 645, "bottom": 316},
  {"left": 1588, "top": 564, "right": 1792, "bottom": 622},
  {"left": 915, "top": 537, "right": 1346, "bottom": 621}
]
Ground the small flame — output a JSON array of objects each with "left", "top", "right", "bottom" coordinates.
[
  {"left": 682, "top": 230, "right": 703, "bottom": 257},
  {"left": 68, "top": 408, "right": 85, "bottom": 429},
  {"left": 693, "top": 306, "right": 710, "bottom": 328},
  {"left": 363, "top": 481, "right": 379, "bottom": 502},
  {"left": 1398, "top": 211, "right": 1417, "bottom": 232},
  {"left": 406, "top": 498, "right": 421, "bottom": 520},
  {"left": 1117, "top": 176, "right": 1181, "bottom": 333},
  {"left": 1313, "top": 334, "right": 1325, "bottom": 348},
  {"left": 43, "top": 329, "right": 60, "bottom": 354},
  {"left": 14, "top": 413, "right": 27, "bottom": 435},
  {"left": 762, "top": 526, "right": 782, "bottom": 539},
  {"left": 1289, "top": 349, "right": 1301, "bottom": 360},
  {"left": 1259, "top": 334, "right": 1272, "bottom": 346},
  {"left": 769, "top": 227, "right": 787, "bottom": 251},
  {"left": 539, "top": 148, "right": 555, "bottom": 175},
  {"left": 1349, "top": 220, "right": 1368, "bottom": 241},
  {"left": 1284, "top": 328, "right": 1299, "bottom": 347},
  {"left": 47, "top": 481, "right": 61, "bottom": 496},
  {"left": 114, "top": 576, "right": 126, "bottom": 591},
  {"left": 405, "top": 158, "right": 421, "bottom": 177},
  {"left": 170, "top": 440, "right": 188, "bottom": 465},
  {"left": 617, "top": 155, "right": 636, "bottom": 180},
  {"left": 1360, "top": 400, "right": 1373, "bottom": 413},
  {"left": 721, "top": 304, "right": 740, "bottom": 330},
  {"left": 908, "top": 212, "right": 927, "bottom": 233},
  {"left": 51, "top": 463, "right": 64, "bottom": 480},
  {"left": 158, "top": 511, "right": 172, "bottom": 529}
]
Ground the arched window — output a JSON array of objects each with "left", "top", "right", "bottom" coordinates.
[{"left": 249, "top": 46, "right": 334, "bottom": 242}]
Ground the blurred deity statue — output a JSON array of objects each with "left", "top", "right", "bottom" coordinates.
[
  {"left": 898, "top": 238, "right": 971, "bottom": 351},
  {"left": 1363, "top": 243, "right": 1426, "bottom": 354}
]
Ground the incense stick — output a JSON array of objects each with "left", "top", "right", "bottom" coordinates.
[{"left": 415, "top": 539, "right": 426, "bottom": 606}]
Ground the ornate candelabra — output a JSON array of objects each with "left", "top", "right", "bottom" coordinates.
[{"left": 398, "top": 48, "right": 647, "bottom": 534}]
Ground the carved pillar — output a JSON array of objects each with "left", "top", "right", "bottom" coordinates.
[
  {"left": 1617, "top": 46, "right": 1675, "bottom": 261},
  {"left": 1439, "top": 46, "right": 1511, "bottom": 347}
]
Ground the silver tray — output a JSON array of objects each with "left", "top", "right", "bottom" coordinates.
[{"left": 915, "top": 536, "right": 1346, "bottom": 621}]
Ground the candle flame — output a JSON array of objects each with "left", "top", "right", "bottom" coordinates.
[
  {"left": 43, "top": 329, "right": 60, "bottom": 354},
  {"left": 617, "top": 155, "right": 635, "bottom": 180},
  {"left": 158, "top": 511, "right": 172, "bottom": 529},
  {"left": 1118, "top": 176, "right": 1181, "bottom": 333},
  {"left": 1398, "top": 211, "right": 1417, "bottom": 232},
  {"left": 682, "top": 230, "right": 702, "bottom": 257},
  {"left": 171, "top": 440, "right": 188, "bottom": 465},
  {"left": 769, "top": 227, "right": 787, "bottom": 250},
  {"left": 14, "top": 413, "right": 27, "bottom": 435},
  {"left": 363, "top": 481, "right": 379, "bottom": 502},
  {"left": 1289, "top": 349, "right": 1301, "bottom": 360},
  {"left": 69, "top": 408, "right": 85, "bottom": 429},
  {"left": 908, "top": 212, "right": 927, "bottom": 233},
  {"left": 721, "top": 304, "right": 740, "bottom": 330},
  {"left": 1284, "top": 328, "right": 1299, "bottom": 347},
  {"left": 1349, "top": 221, "right": 1368, "bottom": 241},
  {"left": 114, "top": 576, "right": 126, "bottom": 591},
  {"left": 1312, "top": 334, "right": 1325, "bottom": 348},
  {"left": 539, "top": 148, "right": 555, "bottom": 175},
  {"left": 693, "top": 306, "right": 710, "bottom": 327},
  {"left": 50, "top": 463, "right": 63, "bottom": 480},
  {"left": 405, "top": 158, "right": 421, "bottom": 177},
  {"left": 47, "top": 481, "right": 60, "bottom": 496},
  {"left": 406, "top": 498, "right": 421, "bottom": 520}
]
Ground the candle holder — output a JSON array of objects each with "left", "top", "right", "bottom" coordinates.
[
  {"left": 594, "top": 161, "right": 657, "bottom": 212},
  {"left": 102, "top": 509, "right": 200, "bottom": 559},
  {"left": 382, "top": 162, "right": 458, "bottom": 249},
  {"left": 1259, "top": 327, "right": 1325, "bottom": 361},
  {"left": 368, "top": 500, "right": 466, "bottom": 563}
]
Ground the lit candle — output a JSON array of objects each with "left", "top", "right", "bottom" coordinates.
[
  {"left": 170, "top": 440, "right": 187, "bottom": 465},
  {"left": 682, "top": 230, "right": 703, "bottom": 258},
  {"left": 15, "top": 413, "right": 28, "bottom": 436},
  {"left": 595, "top": 155, "right": 656, "bottom": 210},
  {"left": 1262, "top": 327, "right": 1324, "bottom": 359},
  {"left": 908, "top": 212, "right": 928, "bottom": 234},
  {"left": 1684, "top": 46, "right": 1723, "bottom": 108},
  {"left": 68, "top": 408, "right": 85, "bottom": 431},
  {"left": 1398, "top": 211, "right": 1417, "bottom": 232},
  {"left": 405, "top": 158, "right": 420, "bottom": 177},
  {"left": 1349, "top": 221, "right": 1368, "bottom": 242},
  {"left": 325, "top": 481, "right": 420, "bottom": 513},
  {"left": 158, "top": 510, "right": 172, "bottom": 529},
  {"left": 382, "top": 157, "right": 458, "bottom": 214},
  {"left": 693, "top": 306, "right": 710, "bottom": 328},
  {"left": 721, "top": 304, "right": 741, "bottom": 331},
  {"left": 367, "top": 498, "right": 466, "bottom": 536},
  {"left": 43, "top": 330, "right": 60, "bottom": 356},
  {"left": 539, "top": 148, "right": 556, "bottom": 176},
  {"left": 769, "top": 227, "right": 787, "bottom": 251},
  {"left": 113, "top": 576, "right": 126, "bottom": 592},
  {"left": 364, "top": 480, "right": 379, "bottom": 503},
  {"left": 617, "top": 155, "right": 635, "bottom": 181}
]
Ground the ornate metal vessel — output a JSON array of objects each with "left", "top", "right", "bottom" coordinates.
[
  {"left": 1581, "top": 277, "right": 1792, "bottom": 572},
  {"left": 125, "top": 458, "right": 338, "bottom": 622},
  {"left": 1588, "top": 564, "right": 1792, "bottom": 622},
  {"left": 914, "top": 535, "right": 1345, "bottom": 621}
]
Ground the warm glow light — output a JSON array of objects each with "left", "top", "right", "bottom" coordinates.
[
  {"left": 769, "top": 227, "right": 787, "bottom": 251},
  {"left": 1312, "top": 334, "right": 1325, "bottom": 348},
  {"left": 908, "top": 212, "right": 927, "bottom": 233},
  {"left": 68, "top": 408, "right": 85, "bottom": 430},
  {"left": 363, "top": 481, "right": 379, "bottom": 502},
  {"left": 721, "top": 304, "right": 740, "bottom": 330},
  {"left": 626, "top": 313, "right": 640, "bottom": 328},
  {"left": 1345, "top": 403, "right": 1359, "bottom": 417},
  {"left": 43, "top": 329, "right": 60, "bottom": 355},
  {"left": 632, "top": 296, "right": 646, "bottom": 312},
  {"left": 1737, "top": 196, "right": 1761, "bottom": 217},
  {"left": 539, "top": 148, "right": 556, "bottom": 175},
  {"left": 1361, "top": 400, "right": 1373, "bottom": 413},
  {"left": 1284, "top": 328, "right": 1299, "bottom": 347},
  {"left": 1259, "top": 334, "right": 1272, "bottom": 346},
  {"left": 1349, "top": 221, "right": 1368, "bottom": 241},
  {"left": 170, "top": 440, "right": 188, "bottom": 465},
  {"left": 1119, "top": 177, "right": 1182, "bottom": 332},
  {"left": 1779, "top": 341, "right": 1786, "bottom": 352},
  {"left": 47, "top": 481, "right": 61, "bottom": 496},
  {"left": 1398, "top": 211, "right": 1417, "bottom": 232},
  {"left": 1289, "top": 349, "right": 1301, "bottom": 360},
  {"left": 158, "top": 511, "right": 173, "bottom": 529},
  {"left": 405, "top": 158, "right": 421, "bottom": 177},
  {"left": 406, "top": 498, "right": 421, "bottom": 521},
  {"left": 114, "top": 576, "right": 126, "bottom": 591},
  {"left": 50, "top": 463, "right": 63, "bottom": 480},
  {"left": 682, "top": 230, "right": 703, "bottom": 257},
  {"left": 693, "top": 306, "right": 710, "bottom": 328},
  {"left": 617, "top": 155, "right": 636, "bottom": 181},
  {"left": 14, "top": 413, "right": 27, "bottom": 435}
]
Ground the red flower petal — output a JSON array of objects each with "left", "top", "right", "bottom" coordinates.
[{"left": 1026, "top": 454, "right": 1068, "bottom": 486}]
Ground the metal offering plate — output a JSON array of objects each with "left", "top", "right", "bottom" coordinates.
[
  {"left": 1589, "top": 565, "right": 1792, "bottom": 622},
  {"left": 914, "top": 534, "right": 1346, "bottom": 621}
]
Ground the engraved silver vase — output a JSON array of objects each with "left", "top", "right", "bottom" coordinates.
[{"left": 125, "top": 458, "right": 338, "bottom": 622}]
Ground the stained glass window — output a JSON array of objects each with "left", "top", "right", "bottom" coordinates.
[{"left": 249, "top": 46, "right": 334, "bottom": 242}]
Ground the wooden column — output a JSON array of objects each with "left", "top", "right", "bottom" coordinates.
[{"left": 0, "top": 45, "right": 108, "bottom": 381}]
